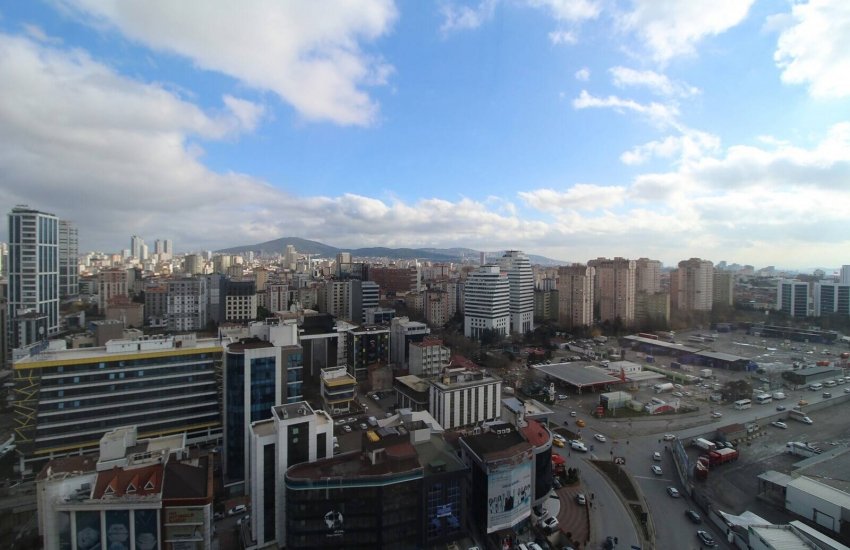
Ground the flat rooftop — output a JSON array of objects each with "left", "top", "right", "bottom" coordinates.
[
  {"left": 395, "top": 375, "right": 430, "bottom": 393},
  {"left": 15, "top": 337, "right": 224, "bottom": 366},
  {"left": 535, "top": 363, "right": 622, "bottom": 388},
  {"left": 461, "top": 424, "right": 531, "bottom": 461}
]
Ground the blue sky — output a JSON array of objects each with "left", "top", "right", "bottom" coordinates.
[{"left": 1, "top": 1, "right": 849, "bottom": 269}]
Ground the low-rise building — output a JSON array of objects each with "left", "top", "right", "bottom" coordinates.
[{"left": 429, "top": 367, "right": 502, "bottom": 430}]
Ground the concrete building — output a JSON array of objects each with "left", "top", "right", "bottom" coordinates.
[
  {"left": 713, "top": 270, "right": 735, "bottom": 306},
  {"left": 777, "top": 280, "right": 811, "bottom": 318},
  {"left": 7, "top": 205, "right": 60, "bottom": 341},
  {"left": 429, "top": 367, "right": 501, "bottom": 430},
  {"left": 675, "top": 258, "right": 714, "bottom": 312},
  {"left": 368, "top": 265, "right": 418, "bottom": 295},
  {"left": 183, "top": 254, "right": 204, "bottom": 275},
  {"left": 464, "top": 265, "right": 510, "bottom": 341},
  {"left": 130, "top": 235, "right": 145, "bottom": 260},
  {"left": 499, "top": 250, "right": 534, "bottom": 335},
  {"left": 36, "top": 426, "right": 213, "bottom": 550},
  {"left": 249, "top": 402, "right": 334, "bottom": 548},
  {"left": 557, "top": 264, "right": 594, "bottom": 329},
  {"left": 144, "top": 284, "right": 168, "bottom": 327},
  {"left": 390, "top": 316, "right": 430, "bottom": 370},
  {"left": 346, "top": 324, "right": 390, "bottom": 383},
  {"left": 408, "top": 337, "right": 451, "bottom": 377},
  {"left": 635, "top": 291, "right": 670, "bottom": 328},
  {"left": 394, "top": 375, "right": 430, "bottom": 411},
  {"left": 814, "top": 282, "right": 850, "bottom": 317},
  {"left": 424, "top": 289, "right": 450, "bottom": 327},
  {"left": 533, "top": 289, "right": 558, "bottom": 322},
  {"left": 12, "top": 334, "right": 223, "bottom": 472},
  {"left": 588, "top": 257, "right": 636, "bottom": 326},
  {"left": 96, "top": 269, "right": 129, "bottom": 314},
  {"left": 58, "top": 220, "right": 78, "bottom": 298},
  {"left": 167, "top": 277, "right": 207, "bottom": 331},
  {"left": 320, "top": 366, "right": 357, "bottom": 415},
  {"left": 635, "top": 258, "right": 662, "bottom": 294},
  {"left": 225, "top": 280, "right": 257, "bottom": 322}
]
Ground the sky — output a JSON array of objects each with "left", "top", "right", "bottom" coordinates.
[{"left": 1, "top": 1, "right": 849, "bottom": 270}]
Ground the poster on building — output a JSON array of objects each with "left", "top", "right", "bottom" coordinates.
[
  {"left": 75, "top": 511, "right": 102, "bottom": 550},
  {"left": 105, "top": 510, "right": 130, "bottom": 550},
  {"left": 134, "top": 509, "right": 159, "bottom": 550},
  {"left": 486, "top": 455, "right": 532, "bottom": 533}
]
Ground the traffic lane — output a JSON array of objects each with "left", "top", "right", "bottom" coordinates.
[{"left": 580, "top": 458, "right": 641, "bottom": 549}]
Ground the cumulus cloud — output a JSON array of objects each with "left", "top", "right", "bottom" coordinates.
[
  {"left": 773, "top": 0, "right": 850, "bottom": 99},
  {"left": 440, "top": 0, "right": 498, "bottom": 34},
  {"left": 617, "top": 0, "right": 755, "bottom": 64},
  {"left": 518, "top": 184, "right": 627, "bottom": 212},
  {"left": 527, "top": 0, "right": 601, "bottom": 22},
  {"left": 549, "top": 29, "right": 578, "bottom": 45},
  {"left": 574, "top": 67, "right": 590, "bottom": 80},
  {"left": 609, "top": 66, "right": 699, "bottom": 97},
  {"left": 58, "top": 0, "right": 397, "bottom": 126},
  {"left": 572, "top": 90, "right": 680, "bottom": 128},
  {"left": 620, "top": 130, "right": 721, "bottom": 165}
]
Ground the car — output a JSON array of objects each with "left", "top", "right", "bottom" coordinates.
[
  {"left": 570, "top": 411, "right": 577, "bottom": 417},
  {"left": 798, "top": 399, "right": 809, "bottom": 406},
  {"left": 553, "top": 477, "right": 562, "bottom": 489},
  {"left": 845, "top": 387, "right": 850, "bottom": 394},
  {"left": 237, "top": 514, "right": 250, "bottom": 526},
  {"left": 575, "top": 419, "right": 586, "bottom": 428},
  {"left": 385, "top": 412, "right": 393, "bottom": 418},
  {"left": 346, "top": 417, "right": 356, "bottom": 424},
  {"left": 527, "top": 543, "right": 544, "bottom": 550},
  {"left": 710, "top": 411, "right": 722, "bottom": 418},
  {"left": 553, "top": 438, "right": 565, "bottom": 448},
  {"left": 359, "top": 422, "right": 368, "bottom": 430},
  {"left": 334, "top": 419, "right": 346, "bottom": 426},
  {"left": 343, "top": 425, "right": 352, "bottom": 433},
  {"left": 557, "top": 394, "right": 568, "bottom": 400},
  {"left": 652, "top": 451, "right": 662, "bottom": 461},
  {"left": 371, "top": 393, "right": 380, "bottom": 401},
  {"left": 697, "top": 530, "right": 717, "bottom": 547},
  {"left": 823, "top": 392, "right": 832, "bottom": 398},
  {"left": 594, "top": 433, "right": 606, "bottom": 442},
  {"left": 361, "top": 404, "right": 369, "bottom": 411},
  {"left": 213, "top": 512, "right": 225, "bottom": 521},
  {"left": 685, "top": 510, "right": 702, "bottom": 524},
  {"left": 575, "top": 493, "right": 586, "bottom": 505},
  {"left": 227, "top": 504, "right": 247, "bottom": 516},
  {"left": 570, "top": 440, "right": 588, "bottom": 452},
  {"left": 540, "top": 516, "right": 559, "bottom": 531},
  {"left": 771, "top": 421, "right": 787, "bottom": 429},
  {"left": 651, "top": 465, "right": 662, "bottom": 475},
  {"left": 663, "top": 434, "right": 676, "bottom": 441},
  {"left": 667, "top": 487, "right": 680, "bottom": 498},
  {"left": 776, "top": 405, "right": 786, "bottom": 411},
  {"left": 553, "top": 433, "right": 567, "bottom": 443},
  {"left": 672, "top": 391, "right": 684, "bottom": 398}
]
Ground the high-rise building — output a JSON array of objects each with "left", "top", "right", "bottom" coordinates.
[
  {"left": 675, "top": 258, "right": 714, "bottom": 312},
  {"left": 7, "top": 206, "right": 60, "bottom": 342},
  {"left": 814, "top": 282, "right": 850, "bottom": 317},
  {"left": 345, "top": 324, "right": 390, "bottom": 382},
  {"left": 183, "top": 254, "right": 204, "bottom": 275},
  {"left": 96, "top": 268, "right": 128, "bottom": 313},
  {"left": 130, "top": 235, "right": 144, "bottom": 260},
  {"left": 777, "top": 279, "right": 811, "bottom": 317},
  {"left": 712, "top": 271, "right": 734, "bottom": 307},
  {"left": 408, "top": 337, "right": 451, "bottom": 377},
  {"left": 588, "top": 257, "right": 636, "bottom": 326},
  {"left": 840, "top": 265, "right": 850, "bottom": 285},
  {"left": 464, "top": 265, "right": 510, "bottom": 340},
  {"left": 635, "top": 258, "right": 662, "bottom": 294},
  {"left": 556, "top": 264, "right": 594, "bottom": 329},
  {"left": 284, "top": 244, "right": 297, "bottom": 270},
  {"left": 499, "top": 250, "right": 534, "bottom": 334},
  {"left": 58, "top": 220, "right": 78, "bottom": 298},
  {"left": 166, "top": 277, "right": 207, "bottom": 331}
]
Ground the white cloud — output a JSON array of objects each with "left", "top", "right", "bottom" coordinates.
[
  {"left": 527, "top": 0, "right": 601, "bottom": 22},
  {"left": 609, "top": 66, "right": 699, "bottom": 97},
  {"left": 774, "top": 0, "right": 850, "bottom": 99},
  {"left": 572, "top": 90, "right": 680, "bottom": 128},
  {"left": 518, "top": 184, "right": 627, "bottom": 212},
  {"left": 439, "top": 0, "right": 498, "bottom": 34},
  {"left": 549, "top": 29, "right": 578, "bottom": 45},
  {"left": 58, "top": 0, "right": 397, "bottom": 126},
  {"left": 620, "top": 130, "right": 720, "bottom": 165},
  {"left": 574, "top": 67, "right": 590, "bottom": 80},
  {"left": 617, "top": 0, "right": 755, "bottom": 64}
]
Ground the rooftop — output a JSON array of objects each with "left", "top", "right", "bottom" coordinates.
[
  {"left": 535, "top": 363, "right": 622, "bottom": 388},
  {"left": 748, "top": 525, "right": 813, "bottom": 550},
  {"left": 520, "top": 419, "right": 551, "bottom": 448},
  {"left": 14, "top": 336, "right": 223, "bottom": 366},
  {"left": 461, "top": 423, "right": 531, "bottom": 462},
  {"left": 395, "top": 375, "right": 430, "bottom": 393},
  {"left": 273, "top": 402, "right": 317, "bottom": 422}
]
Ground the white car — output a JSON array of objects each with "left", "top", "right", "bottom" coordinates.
[
  {"left": 651, "top": 465, "right": 663, "bottom": 475},
  {"left": 652, "top": 451, "right": 662, "bottom": 461},
  {"left": 770, "top": 421, "right": 787, "bottom": 429},
  {"left": 553, "top": 434, "right": 567, "bottom": 444},
  {"left": 594, "top": 433, "right": 606, "bottom": 442},
  {"left": 672, "top": 391, "right": 684, "bottom": 398},
  {"left": 557, "top": 394, "right": 568, "bottom": 400},
  {"left": 663, "top": 434, "right": 676, "bottom": 441},
  {"left": 343, "top": 425, "right": 352, "bottom": 433},
  {"left": 710, "top": 411, "right": 722, "bottom": 418},
  {"left": 570, "top": 411, "right": 577, "bottom": 417},
  {"left": 570, "top": 440, "right": 588, "bottom": 452}
]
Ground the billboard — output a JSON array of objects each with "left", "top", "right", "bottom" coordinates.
[{"left": 486, "top": 450, "right": 533, "bottom": 533}]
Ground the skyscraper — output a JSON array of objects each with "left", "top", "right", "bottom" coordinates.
[
  {"left": 58, "top": 220, "right": 78, "bottom": 298},
  {"left": 676, "top": 258, "right": 714, "bottom": 312},
  {"left": 498, "top": 250, "right": 534, "bottom": 334},
  {"left": 588, "top": 257, "right": 636, "bottom": 326},
  {"left": 464, "top": 265, "right": 510, "bottom": 340},
  {"left": 7, "top": 206, "right": 60, "bottom": 344},
  {"left": 556, "top": 264, "right": 595, "bottom": 329},
  {"left": 130, "top": 234, "right": 144, "bottom": 260}
]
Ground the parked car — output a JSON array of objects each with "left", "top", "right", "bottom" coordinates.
[
  {"left": 667, "top": 487, "right": 680, "bottom": 498},
  {"left": 575, "top": 493, "right": 586, "bottom": 505},
  {"left": 359, "top": 422, "right": 368, "bottom": 430},
  {"left": 651, "top": 465, "right": 662, "bottom": 475},
  {"left": 237, "top": 514, "right": 250, "bottom": 526},
  {"left": 710, "top": 411, "right": 722, "bottom": 418},
  {"left": 685, "top": 510, "right": 702, "bottom": 524},
  {"left": 557, "top": 394, "right": 568, "bottom": 400},
  {"left": 343, "top": 425, "right": 352, "bottom": 433},
  {"left": 652, "top": 451, "right": 662, "bottom": 461},
  {"left": 227, "top": 504, "right": 247, "bottom": 516},
  {"left": 697, "top": 530, "right": 717, "bottom": 547}
]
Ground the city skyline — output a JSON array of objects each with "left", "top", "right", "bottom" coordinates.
[{"left": 1, "top": 2, "right": 849, "bottom": 268}]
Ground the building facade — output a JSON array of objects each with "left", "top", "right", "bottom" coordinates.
[
  {"left": 814, "top": 282, "right": 850, "bottom": 317},
  {"left": 588, "top": 257, "right": 636, "bottom": 326},
  {"left": 556, "top": 264, "right": 594, "bottom": 329},
  {"left": 408, "top": 337, "right": 451, "bottom": 378},
  {"left": 58, "top": 220, "right": 78, "bottom": 298},
  {"left": 429, "top": 367, "right": 501, "bottom": 430},
  {"left": 498, "top": 250, "right": 534, "bottom": 335},
  {"left": 463, "top": 265, "right": 510, "bottom": 341},
  {"left": 675, "top": 258, "right": 714, "bottom": 312},
  {"left": 776, "top": 280, "right": 811, "bottom": 318}
]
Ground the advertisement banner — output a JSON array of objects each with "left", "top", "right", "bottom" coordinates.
[{"left": 486, "top": 452, "right": 533, "bottom": 533}]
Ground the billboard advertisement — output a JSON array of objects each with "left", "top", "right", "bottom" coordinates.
[{"left": 486, "top": 450, "right": 533, "bottom": 533}]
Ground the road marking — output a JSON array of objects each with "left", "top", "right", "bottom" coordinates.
[{"left": 633, "top": 475, "right": 673, "bottom": 482}]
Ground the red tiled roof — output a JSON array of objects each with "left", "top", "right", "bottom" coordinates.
[{"left": 93, "top": 464, "right": 164, "bottom": 499}]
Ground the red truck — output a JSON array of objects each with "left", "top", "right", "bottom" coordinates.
[{"left": 707, "top": 447, "right": 739, "bottom": 466}]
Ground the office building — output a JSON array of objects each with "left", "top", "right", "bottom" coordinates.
[
  {"left": 390, "top": 316, "right": 430, "bottom": 370},
  {"left": 12, "top": 334, "right": 223, "bottom": 472},
  {"left": 814, "top": 282, "right": 850, "bottom": 317},
  {"left": 841, "top": 265, "right": 850, "bottom": 286},
  {"left": 154, "top": 238, "right": 173, "bottom": 260},
  {"left": 408, "top": 337, "right": 451, "bottom": 378},
  {"left": 394, "top": 375, "right": 431, "bottom": 411},
  {"left": 673, "top": 258, "right": 714, "bottom": 312},
  {"left": 346, "top": 324, "right": 390, "bottom": 383},
  {"left": 588, "top": 257, "right": 636, "bottom": 326},
  {"left": 96, "top": 269, "right": 128, "bottom": 313},
  {"left": 556, "top": 264, "right": 594, "bottom": 329},
  {"left": 424, "top": 288, "right": 450, "bottom": 327},
  {"left": 368, "top": 265, "right": 418, "bottom": 295},
  {"left": 37, "top": 426, "right": 213, "bottom": 550},
  {"left": 7, "top": 205, "right": 60, "bottom": 341},
  {"left": 144, "top": 284, "right": 168, "bottom": 327},
  {"left": 498, "top": 250, "right": 534, "bottom": 334},
  {"left": 130, "top": 235, "right": 146, "bottom": 261},
  {"left": 58, "top": 220, "right": 78, "bottom": 298},
  {"left": 284, "top": 418, "right": 467, "bottom": 549},
  {"left": 533, "top": 288, "right": 558, "bottom": 322},
  {"left": 463, "top": 265, "right": 510, "bottom": 341},
  {"left": 429, "top": 367, "right": 501, "bottom": 430},
  {"left": 777, "top": 280, "right": 811, "bottom": 318},
  {"left": 284, "top": 244, "right": 297, "bottom": 270}
]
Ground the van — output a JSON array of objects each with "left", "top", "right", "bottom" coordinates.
[
  {"left": 809, "top": 383, "right": 823, "bottom": 391},
  {"left": 824, "top": 380, "right": 837, "bottom": 388}
]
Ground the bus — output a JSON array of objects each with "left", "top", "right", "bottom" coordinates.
[
  {"left": 755, "top": 394, "right": 772, "bottom": 405},
  {"left": 734, "top": 399, "right": 752, "bottom": 410}
]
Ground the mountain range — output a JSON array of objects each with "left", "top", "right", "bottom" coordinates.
[{"left": 216, "top": 237, "right": 566, "bottom": 266}]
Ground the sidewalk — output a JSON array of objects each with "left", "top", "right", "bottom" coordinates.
[{"left": 553, "top": 483, "right": 590, "bottom": 549}]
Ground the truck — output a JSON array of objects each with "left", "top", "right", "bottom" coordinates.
[
  {"left": 707, "top": 447, "right": 739, "bottom": 466},
  {"left": 786, "top": 441, "right": 822, "bottom": 457},
  {"left": 653, "top": 382, "right": 675, "bottom": 393},
  {"left": 772, "top": 391, "right": 786, "bottom": 400},
  {"left": 700, "top": 368, "right": 713, "bottom": 378},
  {"left": 788, "top": 409, "right": 813, "bottom": 424},
  {"left": 693, "top": 438, "right": 717, "bottom": 452}
]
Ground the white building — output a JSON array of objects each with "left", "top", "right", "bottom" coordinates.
[
  {"left": 814, "top": 282, "right": 850, "bottom": 317},
  {"left": 390, "top": 316, "right": 430, "bottom": 369},
  {"left": 249, "top": 402, "right": 334, "bottom": 548},
  {"left": 499, "top": 250, "right": 534, "bottom": 334},
  {"left": 429, "top": 367, "right": 501, "bottom": 429},
  {"left": 464, "top": 265, "right": 510, "bottom": 340},
  {"left": 777, "top": 279, "right": 811, "bottom": 318},
  {"left": 409, "top": 337, "right": 451, "bottom": 377}
]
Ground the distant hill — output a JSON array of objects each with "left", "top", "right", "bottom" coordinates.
[{"left": 216, "top": 238, "right": 566, "bottom": 265}]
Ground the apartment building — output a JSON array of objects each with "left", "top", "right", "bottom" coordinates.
[
  {"left": 588, "top": 257, "right": 636, "bottom": 326},
  {"left": 676, "top": 258, "right": 714, "bottom": 312},
  {"left": 556, "top": 264, "right": 594, "bottom": 329}
]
